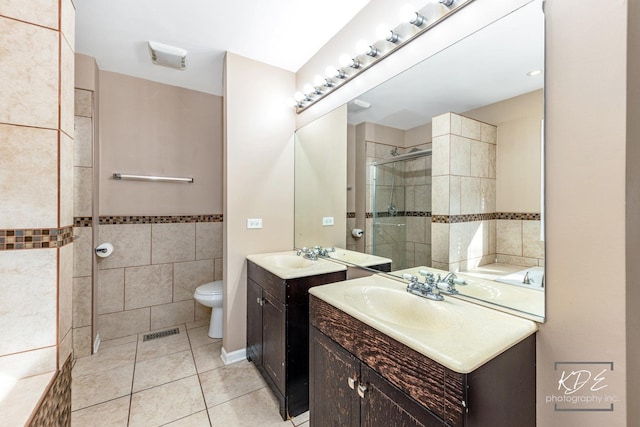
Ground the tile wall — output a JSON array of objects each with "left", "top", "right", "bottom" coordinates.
[
  {"left": 0, "top": 0, "right": 75, "bottom": 424},
  {"left": 431, "top": 112, "right": 497, "bottom": 271},
  {"left": 73, "top": 89, "right": 95, "bottom": 357},
  {"left": 431, "top": 112, "right": 543, "bottom": 271},
  {"left": 92, "top": 217, "right": 223, "bottom": 341}
]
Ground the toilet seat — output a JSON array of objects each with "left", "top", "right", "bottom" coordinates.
[{"left": 195, "top": 281, "right": 223, "bottom": 296}]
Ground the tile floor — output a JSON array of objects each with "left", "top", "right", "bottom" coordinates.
[{"left": 71, "top": 320, "right": 309, "bottom": 427}]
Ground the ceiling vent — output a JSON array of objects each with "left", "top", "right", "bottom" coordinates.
[{"left": 148, "top": 41, "right": 187, "bottom": 70}]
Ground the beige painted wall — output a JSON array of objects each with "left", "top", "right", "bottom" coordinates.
[
  {"left": 627, "top": 2, "right": 640, "bottom": 423},
  {"left": 223, "top": 53, "right": 296, "bottom": 353},
  {"left": 99, "top": 71, "right": 223, "bottom": 216},
  {"left": 540, "top": 1, "right": 630, "bottom": 425},
  {"left": 295, "top": 105, "right": 347, "bottom": 249},
  {"left": 464, "top": 89, "right": 543, "bottom": 213}
]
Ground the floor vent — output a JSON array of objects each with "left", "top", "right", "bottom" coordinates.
[{"left": 143, "top": 327, "right": 180, "bottom": 342}]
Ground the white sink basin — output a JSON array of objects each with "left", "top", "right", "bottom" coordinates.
[
  {"left": 262, "top": 254, "right": 314, "bottom": 269},
  {"left": 328, "top": 249, "right": 391, "bottom": 267},
  {"left": 247, "top": 251, "right": 346, "bottom": 279},
  {"left": 343, "top": 286, "right": 461, "bottom": 331},
  {"left": 310, "top": 274, "right": 537, "bottom": 373}
]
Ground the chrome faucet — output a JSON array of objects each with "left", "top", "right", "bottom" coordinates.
[
  {"left": 296, "top": 247, "right": 318, "bottom": 260},
  {"left": 296, "top": 246, "right": 335, "bottom": 260},
  {"left": 522, "top": 271, "right": 533, "bottom": 285},
  {"left": 403, "top": 273, "right": 444, "bottom": 301},
  {"left": 419, "top": 270, "right": 467, "bottom": 295}
]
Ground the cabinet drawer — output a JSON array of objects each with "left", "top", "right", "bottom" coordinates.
[{"left": 248, "top": 261, "right": 286, "bottom": 303}]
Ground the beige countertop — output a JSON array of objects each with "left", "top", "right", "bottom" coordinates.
[
  {"left": 309, "top": 274, "right": 538, "bottom": 374},
  {"left": 247, "top": 250, "right": 347, "bottom": 279}
]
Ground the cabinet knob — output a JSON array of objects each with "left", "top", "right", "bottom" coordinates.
[
  {"left": 347, "top": 376, "right": 357, "bottom": 390},
  {"left": 357, "top": 384, "right": 368, "bottom": 399},
  {"left": 256, "top": 297, "right": 264, "bottom": 306}
]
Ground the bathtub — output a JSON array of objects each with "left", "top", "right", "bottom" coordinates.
[{"left": 495, "top": 266, "right": 544, "bottom": 290}]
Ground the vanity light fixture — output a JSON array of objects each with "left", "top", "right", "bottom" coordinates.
[{"left": 290, "top": 0, "right": 473, "bottom": 111}]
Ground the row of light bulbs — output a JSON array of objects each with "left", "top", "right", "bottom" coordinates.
[{"left": 288, "top": 0, "right": 460, "bottom": 111}]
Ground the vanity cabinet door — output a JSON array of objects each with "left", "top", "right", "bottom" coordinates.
[
  {"left": 262, "top": 290, "right": 286, "bottom": 393},
  {"left": 310, "top": 327, "right": 360, "bottom": 427},
  {"left": 246, "top": 279, "right": 263, "bottom": 366},
  {"left": 360, "top": 365, "right": 444, "bottom": 427}
]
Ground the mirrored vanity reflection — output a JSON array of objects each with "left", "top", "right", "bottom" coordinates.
[{"left": 295, "top": 0, "right": 545, "bottom": 321}]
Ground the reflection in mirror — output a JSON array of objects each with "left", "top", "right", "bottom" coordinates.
[{"left": 294, "top": 0, "right": 545, "bottom": 321}]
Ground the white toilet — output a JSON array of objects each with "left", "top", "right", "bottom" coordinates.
[{"left": 194, "top": 280, "right": 223, "bottom": 339}]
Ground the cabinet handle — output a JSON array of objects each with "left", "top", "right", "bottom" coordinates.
[
  {"left": 347, "top": 376, "right": 357, "bottom": 390},
  {"left": 256, "top": 297, "right": 264, "bottom": 306},
  {"left": 357, "top": 383, "right": 367, "bottom": 399}
]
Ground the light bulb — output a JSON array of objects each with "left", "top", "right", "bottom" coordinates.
[
  {"left": 376, "top": 24, "right": 390, "bottom": 41},
  {"left": 325, "top": 66, "right": 337, "bottom": 79},
  {"left": 303, "top": 84, "right": 315, "bottom": 95},
  {"left": 339, "top": 54, "right": 352, "bottom": 68},
  {"left": 285, "top": 97, "right": 298, "bottom": 108},
  {"left": 399, "top": 4, "right": 416, "bottom": 22},
  {"left": 356, "top": 40, "right": 369, "bottom": 55},
  {"left": 399, "top": 3, "right": 425, "bottom": 26},
  {"left": 314, "top": 75, "right": 325, "bottom": 87},
  {"left": 294, "top": 91, "right": 305, "bottom": 102}
]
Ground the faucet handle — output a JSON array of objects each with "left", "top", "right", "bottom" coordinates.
[{"left": 402, "top": 273, "right": 418, "bottom": 282}]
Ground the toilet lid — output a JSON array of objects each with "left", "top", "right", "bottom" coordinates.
[{"left": 195, "top": 281, "right": 223, "bottom": 295}]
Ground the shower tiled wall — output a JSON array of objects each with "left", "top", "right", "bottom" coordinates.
[
  {"left": 0, "top": 1, "right": 75, "bottom": 424},
  {"left": 431, "top": 112, "right": 498, "bottom": 271},
  {"left": 73, "top": 89, "right": 95, "bottom": 357}
]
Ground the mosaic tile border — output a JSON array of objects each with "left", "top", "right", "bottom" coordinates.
[
  {"left": 98, "top": 214, "right": 223, "bottom": 225},
  {"left": 432, "top": 212, "right": 541, "bottom": 224},
  {"left": 365, "top": 211, "right": 432, "bottom": 218},
  {"left": 28, "top": 355, "right": 72, "bottom": 427},
  {"left": 74, "top": 217, "right": 93, "bottom": 227},
  {"left": 347, "top": 212, "right": 356, "bottom": 219},
  {"left": 0, "top": 226, "right": 74, "bottom": 251}
]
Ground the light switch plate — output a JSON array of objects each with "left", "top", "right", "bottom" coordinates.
[
  {"left": 247, "top": 218, "right": 262, "bottom": 229},
  {"left": 322, "top": 216, "right": 334, "bottom": 226}
]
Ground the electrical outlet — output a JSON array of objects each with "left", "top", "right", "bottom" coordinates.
[
  {"left": 247, "top": 218, "right": 263, "bottom": 229},
  {"left": 322, "top": 216, "right": 334, "bottom": 226}
]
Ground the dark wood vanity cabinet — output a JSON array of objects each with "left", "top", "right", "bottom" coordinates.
[
  {"left": 309, "top": 295, "right": 536, "bottom": 427},
  {"left": 246, "top": 260, "right": 346, "bottom": 420}
]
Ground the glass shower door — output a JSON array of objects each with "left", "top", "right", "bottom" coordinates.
[{"left": 371, "top": 160, "right": 407, "bottom": 269}]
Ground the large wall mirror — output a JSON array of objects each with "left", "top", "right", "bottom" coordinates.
[{"left": 295, "top": 0, "right": 545, "bottom": 321}]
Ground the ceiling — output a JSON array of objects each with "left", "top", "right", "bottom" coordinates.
[
  {"left": 74, "top": 0, "right": 371, "bottom": 96},
  {"left": 348, "top": 0, "right": 544, "bottom": 130}
]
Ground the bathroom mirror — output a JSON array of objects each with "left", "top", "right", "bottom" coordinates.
[{"left": 294, "top": 0, "right": 545, "bottom": 321}]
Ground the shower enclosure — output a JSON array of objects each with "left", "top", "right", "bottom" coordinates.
[{"left": 370, "top": 150, "right": 432, "bottom": 270}]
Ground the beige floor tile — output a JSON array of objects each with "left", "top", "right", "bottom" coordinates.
[
  {"left": 72, "top": 364, "right": 134, "bottom": 411},
  {"left": 200, "top": 361, "right": 266, "bottom": 408},
  {"left": 132, "top": 349, "right": 196, "bottom": 392},
  {"left": 192, "top": 341, "right": 224, "bottom": 373},
  {"left": 129, "top": 375, "right": 205, "bottom": 427},
  {"left": 297, "top": 422, "right": 308, "bottom": 427},
  {"left": 291, "top": 411, "right": 309, "bottom": 426},
  {"left": 186, "top": 318, "right": 210, "bottom": 330},
  {"left": 72, "top": 341, "right": 136, "bottom": 378},
  {"left": 187, "top": 325, "right": 221, "bottom": 349},
  {"left": 136, "top": 326, "right": 190, "bottom": 362},
  {"left": 164, "top": 410, "right": 211, "bottom": 426},
  {"left": 207, "top": 388, "right": 291, "bottom": 427},
  {"left": 99, "top": 334, "right": 138, "bottom": 350},
  {"left": 71, "top": 396, "right": 130, "bottom": 427}
]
